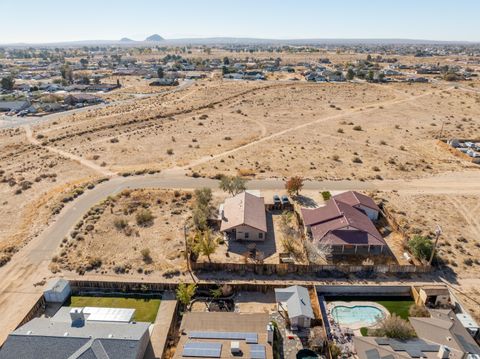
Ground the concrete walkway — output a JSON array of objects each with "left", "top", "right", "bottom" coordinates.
[{"left": 149, "top": 291, "right": 178, "bottom": 359}]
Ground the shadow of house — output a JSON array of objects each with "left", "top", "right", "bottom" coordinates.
[
  {"left": 294, "top": 195, "right": 317, "bottom": 208},
  {"left": 227, "top": 211, "right": 277, "bottom": 261}
]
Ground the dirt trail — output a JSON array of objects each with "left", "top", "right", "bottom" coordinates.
[
  {"left": 179, "top": 86, "right": 448, "bottom": 170},
  {"left": 23, "top": 125, "right": 116, "bottom": 177}
]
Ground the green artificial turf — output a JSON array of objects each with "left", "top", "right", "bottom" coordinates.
[{"left": 67, "top": 296, "right": 161, "bottom": 323}]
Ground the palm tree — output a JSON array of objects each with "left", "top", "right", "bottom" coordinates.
[
  {"left": 193, "top": 229, "right": 219, "bottom": 263},
  {"left": 176, "top": 282, "right": 197, "bottom": 307}
]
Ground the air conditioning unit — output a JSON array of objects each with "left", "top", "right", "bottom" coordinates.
[
  {"left": 231, "top": 341, "right": 241, "bottom": 355},
  {"left": 437, "top": 345, "right": 451, "bottom": 359}
]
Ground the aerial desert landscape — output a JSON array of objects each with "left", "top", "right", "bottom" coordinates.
[{"left": 1, "top": 2, "right": 480, "bottom": 357}]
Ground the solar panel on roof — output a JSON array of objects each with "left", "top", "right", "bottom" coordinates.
[
  {"left": 365, "top": 349, "right": 381, "bottom": 359},
  {"left": 188, "top": 331, "right": 258, "bottom": 344},
  {"left": 250, "top": 344, "right": 266, "bottom": 359},
  {"left": 182, "top": 342, "right": 222, "bottom": 358}
]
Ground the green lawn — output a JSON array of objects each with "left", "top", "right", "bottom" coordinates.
[
  {"left": 376, "top": 300, "right": 414, "bottom": 319},
  {"left": 67, "top": 296, "right": 161, "bottom": 323}
]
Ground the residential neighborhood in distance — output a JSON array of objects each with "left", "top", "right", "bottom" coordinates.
[{"left": 1, "top": 1, "right": 480, "bottom": 358}]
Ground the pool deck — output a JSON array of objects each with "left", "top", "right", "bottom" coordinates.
[{"left": 327, "top": 301, "right": 390, "bottom": 330}]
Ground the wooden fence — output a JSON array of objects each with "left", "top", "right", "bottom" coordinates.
[
  {"left": 190, "top": 261, "right": 430, "bottom": 275},
  {"left": 16, "top": 294, "right": 45, "bottom": 329}
]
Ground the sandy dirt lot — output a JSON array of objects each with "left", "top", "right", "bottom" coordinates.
[
  {"left": 0, "top": 128, "right": 98, "bottom": 262},
  {"left": 50, "top": 189, "right": 198, "bottom": 276},
  {"left": 381, "top": 192, "right": 480, "bottom": 278}
]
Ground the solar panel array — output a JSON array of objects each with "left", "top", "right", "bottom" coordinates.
[
  {"left": 250, "top": 344, "right": 266, "bottom": 359},
  {"left": 189, "top": 331, "right": 258, "bottom": 344},
  {"left": 374, "top": 338, "right": 440, "bottom": 358},
  {"left": 182, "top": 342, "right": 222, "bottom": 358}
]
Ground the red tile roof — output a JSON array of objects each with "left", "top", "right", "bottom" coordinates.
[
  {"left": 333, "top": 191, "right": 380, "bottom": 212},
  {"left": 301, "top": 198, "right": 385, "bottom": 247}
]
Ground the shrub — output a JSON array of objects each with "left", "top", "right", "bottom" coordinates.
[
  {"left": 375, "top": 314, "right": 415, "bottom": 340},
  {"left": 87, "top": 257, "right": 102, "bottom": 269},
  {"left": 337, "top": 128, "right": 344, "bottom": 133},
  {"left": 407, "top": 235, "right": 433, "bottom": 261},
  {"left": 140, "top": 248, "right": 151, "bottom": 263},
  {"left": 166, "top": 148, "right": 174, "bottom": 155},
  {"left": 409, "top": 304, "right": 430, "bottom": 318},
  {"left": 353, "top": 125, "right": 362, "bottom": 131},
  {"left": 136, "top": 209, "right": 154, "bottom": 226},
  {"left": 321, "top": 191, "right": 331, "bottom": 201},
  {"left": 352, "top": 156, "right": 363, "bottom": 163},
  {"left": 113, "top": 217, "right": 128, "bottom": 230},
  {"left": 237, "top": 168, "right": 256, "bottom": 177}
]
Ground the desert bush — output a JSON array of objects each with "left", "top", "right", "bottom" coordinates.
[
  {"left": 321, "top": 191, "right": 331, "bottom": 201},
  {"left": 113, "top": 218, "right": 128, "bottom": 231},
  {"left": 237, "top": 168, "right": 255, "bottom": 177},
  {"left": 140, "top": 248, "right": 152, "bottom": 263},
  {"left": 166, "top": 148, "right": 174, "bottom": 155},
  {"left": 353, "top": 125, "right": 363, "bottom": 131},
  {"left": 305, "top": 241, "right": 332, "bottom": 264},
  {"left": 374, "top": 314, "right": 416, "bottom": 340},
  {"left": 409, "top": 304, "right": 430, "bottom": 318},
  {"left": 87, "top": 257, "right": 102, "bottom": 270},
  {"left": 136, "top": 209, "right": 154, "bottom": 226},
  {"left": 407, "top": 235, "right": 433, "bottom": 262},
  {"left": 352, "top": 156, "right": 363, "bottom": 163}
]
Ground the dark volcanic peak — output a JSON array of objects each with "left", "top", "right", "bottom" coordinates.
[
  {"left": 120, "top": 37, "right": 135, "bottom": 42},
  {"left": 145, "top": 34, "right": 164, "bottom": 42}
]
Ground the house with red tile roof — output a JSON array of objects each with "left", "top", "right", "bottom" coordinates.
[
  {"left": 332, "top": 191, "right": 381, "bottom": 221},
  {"left": 301, "top": 192, "right": 386, "bottom": 255},
  {"left": 220, "top": 192, "right": 267, "bottom": 241}
]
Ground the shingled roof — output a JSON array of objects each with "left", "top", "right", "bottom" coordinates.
[
  {"left": 301, "top": 198, "right": 385, "bottom": 247},
  {"left": 220, "top": 192, "right": 267, "bottom": 233}
]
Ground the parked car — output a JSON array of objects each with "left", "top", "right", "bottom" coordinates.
[
  {"left": 281, "top": 195, "right": 290, "bottom": 206},
  {"left": 273, "top": 194, "right": 281, "bottom": 208}
]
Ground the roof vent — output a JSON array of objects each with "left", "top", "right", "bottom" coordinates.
[{"left": 26, "top": 330, "right": 32, "bottom": 335}]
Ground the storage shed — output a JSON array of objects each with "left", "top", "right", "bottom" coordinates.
[{"left": 43, "top": 278, "right": 71, "bottom": 303}]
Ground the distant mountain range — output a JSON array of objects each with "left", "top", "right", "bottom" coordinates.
[
  {"left": 144, "top": 34, "right": 164, "bottom": 42},
  {"left": 1, "top": 35, "right": 478, "bottom": 47}
]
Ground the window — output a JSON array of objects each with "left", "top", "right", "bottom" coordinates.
[
  {"left": 244, "top": 232, "right": 249, "bottom": 239},
  {"left": 258, "top": 232, "right": 263, "bottom": 239}
]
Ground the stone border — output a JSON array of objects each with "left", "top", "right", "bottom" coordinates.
[{"left": 327, "top": 301, "right": 390, "bottom": 330}]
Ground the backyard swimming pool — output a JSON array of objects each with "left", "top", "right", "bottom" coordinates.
[{"left": 330, "top": 304, "right": 386, "bottom": 328}]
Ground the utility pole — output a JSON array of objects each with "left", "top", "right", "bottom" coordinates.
[
  {"left": 184, "top": 221, "right": 190, "bottom": 273},
  {"left": 438, "top": 120, "right": 445, "bottom": 139},
  {"left": 429, "top": 225, "right": 442, "bottom": 266}
]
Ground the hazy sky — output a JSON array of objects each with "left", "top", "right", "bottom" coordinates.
[{"left": 1, "top": 0, "right": 479, "bottom": 43}]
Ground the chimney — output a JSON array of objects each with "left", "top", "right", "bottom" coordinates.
[
  {"left": 70, "top": 308, "right": 85, "bottom": 327},
  {"left": 437, "top": 345, "right": 450, "bottom": 359}
]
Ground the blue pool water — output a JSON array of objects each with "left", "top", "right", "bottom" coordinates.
[{"left": 331, "top": 305, "right": 384, "bottom": 326}]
